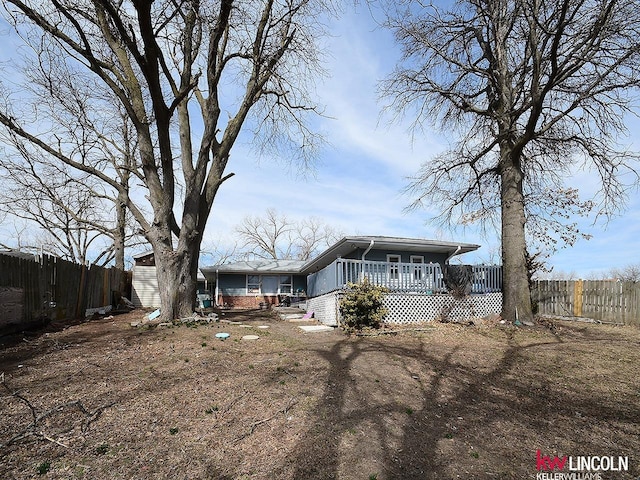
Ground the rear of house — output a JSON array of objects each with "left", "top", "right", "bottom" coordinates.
[
  {"left": 202, "top": 236, "right": 503, "bottom": 325},
  {"left": 300, "top": 236, "right": 502, "bottom": 325},
  {"left": 202, "top": 260, "right": 307, "bottom": 309}
]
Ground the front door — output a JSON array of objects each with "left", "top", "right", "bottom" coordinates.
[
  {"left": 411, "top": 256, "right": 424, "bottom": 282},
  {"left": 387, "top": 255, "right": 401, "bottom": 283}
]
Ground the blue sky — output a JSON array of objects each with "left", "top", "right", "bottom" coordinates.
[
  {"left": 203, "top": 6, "right": 640, "bottom": 278},
  {"left": 1, "top": 5, "right": 639, "bottom": 278},
  {"left": 203, "top": 7, "right": 453, "bottom": 258}
]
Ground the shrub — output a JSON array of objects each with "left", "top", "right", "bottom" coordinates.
[
  {"left": 36, "top": 461, "right": 51, "bottom": 475},
  {"left": 339, "top": 278, "right": 388, "bottom": 332},
  {"left": 95, "top": 443, "right": 109, "bottom": 455}
]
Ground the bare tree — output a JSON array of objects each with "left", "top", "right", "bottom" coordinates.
[
  {"left": 0, "top": 170, "right": 112, "bottom": 265},
  {"left": 293, "top": 216, "right": 342, "bottom": 260},
  {"left": 236, "top": 209, "right": 295, "bottom": 260},
  {"left": 0, "top": 0, "right": 329, "bottom": 321},
  {"left": 200, "top": 238, "right": 239, "bottom": 266},
  {"left": 0, "top": 143, "right": 143, "bottom": 268},
  {"left": 0, "top": 218, "right": 45, "bottom": 253},
  {"left": 382, "top": 0, "right": 640, "bottom": 323},
  {"left": 235, "top": 208, "right": 341, "bottom": 260},
  {"left": 609, "top": 264, "right": 640, "bottom": 282},
  {"left": 0, "top": 56, "right": 145, "bottom": 270}
]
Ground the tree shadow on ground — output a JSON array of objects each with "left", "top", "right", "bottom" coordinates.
[
  {"left": 279, "top": 326, "right": 640, "bottom": 479},
  {"left": 0, "top": 314, "right": 160, "bottom": 372}
]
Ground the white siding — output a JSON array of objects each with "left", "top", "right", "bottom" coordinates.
[
  {"left": 131, "top": 266, "right": 161, "bottom": 308},
  {"left": 307, "top": 292, "right": 341, "bottom": 326}
]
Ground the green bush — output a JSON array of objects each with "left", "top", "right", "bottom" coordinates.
[
  {"left": 339, "top": 278, "right": 388, "bottom": 332},
  {"left": 36, "top": 461, "right": 51, "bottom": 475}
]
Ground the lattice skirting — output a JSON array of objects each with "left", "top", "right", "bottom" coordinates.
[
  {"left": 383, "top": 292, "right": 502, "bottom": 324},
  {"left": 307, "top": 291, "right": 503, "bottom": 326}
]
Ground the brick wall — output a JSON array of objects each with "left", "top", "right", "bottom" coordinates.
[{"left": 217, "top": 295, "right": 280, "bottom": 309}]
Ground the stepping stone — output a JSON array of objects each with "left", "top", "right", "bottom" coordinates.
[
  {"left": 298, "top": 325, "right": 334, "bottom": 333},
  {"left": 242, "top": 335, "right": 260, "bottom": 341},
  {"left": 286, "top": 317, "right": 313, "bottom": 323}
]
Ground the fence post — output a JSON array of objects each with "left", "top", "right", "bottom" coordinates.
[
  {"left": 76, "top": 264, "right": 87, "bottom": 319},
  {"left": 573, "top": 279, "right": 583, "bottom": 317}
]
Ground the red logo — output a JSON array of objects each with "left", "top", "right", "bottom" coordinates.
[{"left": 536, "top": 450, "right": 568, "bottom": 470}]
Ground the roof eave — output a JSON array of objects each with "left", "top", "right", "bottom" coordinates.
[{"left": 301, "top": 236, "right": 480, "bottom": 273}]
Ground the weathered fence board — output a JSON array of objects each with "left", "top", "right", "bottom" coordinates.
[
  {"left": 0, "top": 252, "right": 128, "bottom": 332},
  {"left": 533, "top": 279, "right": 640, "bottom": 325}
]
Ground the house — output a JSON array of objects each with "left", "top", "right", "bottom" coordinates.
[
  {"left": 202, "top": 236, "right": 503, "bottom": 325},
  {"left": 302, "top": 236, "right": 482, "bottom": 297},
  {"left": 206, "top": 259, "right": 308, "bottom": 309}
]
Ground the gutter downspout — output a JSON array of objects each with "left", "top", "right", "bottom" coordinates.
[
  {"left": 445, "top": 245, "right": 462, "bottom": 264},
  {"left": 360, "top": 239, "right": 375, "bottom": 282},
  {"left": 361, "top": 239, "right": 375, "bottom": 261},
  {"left": 215, "top": 269, "right": 219, "bottom": 307}
]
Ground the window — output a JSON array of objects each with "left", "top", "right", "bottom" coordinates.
[
  {"left": 279, "top": 275, "right": 292, "bottom": 294},
  {"left": 411, "top": 256, "right": 424, "bottom": 281},
  {"left": 387, "top": 254, "right": 401, "bottom": 281},
  {"left": 247, "top": 275, "right": 260, "bottom": 294},
  {"left": 247, "top": 274, "right": 293, "bottom": 294},
  {"left": 261, "top": 276, "right": 279, "bottom": 294}
]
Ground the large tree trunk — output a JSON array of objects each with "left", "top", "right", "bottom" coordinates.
[
  {"left": 500, "top": 152, "right": 534, "bottom": 324},
  {"left": 153, "top": 245, "right": 199, "bottom": 321},
  {"left": 150, "top": 225, "right": 203, "bottom": 322},
  {"left": 114, "top": 194, "right": 127, "bottom": 272}
]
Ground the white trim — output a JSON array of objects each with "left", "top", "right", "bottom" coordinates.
[
  {"left": 387, "top": 254, "right": 401, "bottom": 281},
  {"left": 247, "top": 274, "right": 260, "bottom": 294},
  {"left": 245, "top": 274, "right": 293, "bottom": 295},
  {"left": 410, "top": 256, "right": 425, "bottom": 282}
]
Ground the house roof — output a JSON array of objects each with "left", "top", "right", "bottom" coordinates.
[
  {"left": 202, "top": 236, "right": 480, "bottom": 276},
  {"left": 132, "top": 250, "right": 154, "bottom": 259},
  {"left": 201, "top": 259, "right": 307, "bottom": 275},
  {"left": 300, "top": 236, "right": 481, "bottom": 273}
]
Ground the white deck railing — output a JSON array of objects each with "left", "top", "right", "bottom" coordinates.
[{"left": 336, "top": 259, "right": 502, "bottom": 294}]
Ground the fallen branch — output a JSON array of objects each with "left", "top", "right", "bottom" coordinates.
[
  {"left": 41, "top": 432, "right": 69, "bottom": 448},
  {"left": 234, "top": 397, "right": 297, "bottom": 444},
  {"left": 220, "top": 391, "right": 250, "bottom": 415},
  {"left": 281, "top": 368, "right": 297, "bottom": 379},
  {"left": 0, "top": 377, "right": 115, "bottom": 449}
]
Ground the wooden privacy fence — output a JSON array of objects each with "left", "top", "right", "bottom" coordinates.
[
  {"left": 533, "top": 279, "right": 640, "bottom": 325},
  {"left": 0, "top": 252, "right": 128, "bottom": 332}
]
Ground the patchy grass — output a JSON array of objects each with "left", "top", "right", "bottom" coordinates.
[{"left": 1, "top": 310, "right": 639, "bottom": 479}]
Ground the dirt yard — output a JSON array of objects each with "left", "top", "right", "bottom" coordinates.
[{"left": 1, "top": 309, "right": 639, "bottom": 480}]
